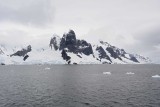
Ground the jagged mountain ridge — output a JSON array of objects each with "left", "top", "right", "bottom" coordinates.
[{"left": 0, "top": 30, "right": 151, "bottom": 65}]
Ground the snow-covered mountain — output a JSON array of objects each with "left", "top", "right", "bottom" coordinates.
[{"left": 0, "top": 30, "right": 151, "bottom": 65}]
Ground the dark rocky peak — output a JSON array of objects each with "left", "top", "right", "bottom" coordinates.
[
  {"left": 59, "top": 30, "right": 93, "bottom": 56},
  {"left": 59, "top": 30, "right": 76, "bottom": 50},
  {"left": 68, "top": 29, "right": 76, "bottom": 36},
  {"left": 65, "top": 30, "right": 77, "bottom": 45},
  {"left": 11, "top": 45, "right": 32, "bottom": 57}
]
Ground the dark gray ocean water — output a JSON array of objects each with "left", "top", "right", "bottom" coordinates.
[{"left": 0, "top": 64, "right": 160, "bottom": 107}]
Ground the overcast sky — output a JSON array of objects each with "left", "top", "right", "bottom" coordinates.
[{"left": 0, "top": 0, "right": 160, "bottom": 63}]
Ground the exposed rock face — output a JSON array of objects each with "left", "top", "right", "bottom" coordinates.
[
  {"left": 10, "top": 45, "right": 31, "bottom": 61},
  {"left": 61, "top": 49, "right": 71, "bottom": 64},
  {"left": 120, "top": 49, "right": 126, "bottom": 57},
  {"left": 96, "top": 46, "right": 111, "bottom": 62},
  {"left": 23, "top": 55, "right": 29, "bottom": 61},
  {"left": 59, "top": 34, "right": 66, "bottom": 50},
  {"left": 129, "top": 54, "right": 139, "bottom": 63},
  {"left": 11, "top": 45, "right": 31, "bottom": 57},
  {"left": 77, "top": 54, "right": 82, "bottom": 58},
  {"left": 50, "top": 34, "right": 61, "bottom": 50},
  {"left": 106, "top": 47, "right": 121, "bottom": 60},
  {"left": 50, "top": 37, "right": 58, "bottom": 50},
  {"left": 77, "top": 40, "right": 93, "bottom": 55},
  {"left": 65, "top": 30, "right": 76, "bottom": 45},
  {"left": 59, "top": 30, "right": 77, "bottom": 51}
]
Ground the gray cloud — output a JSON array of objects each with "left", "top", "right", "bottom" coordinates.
[
  {"left": 134, "top": 27, "right": 160, "bottom": 46},
  {"left": 0, "top": 0, "right": 55, "bottom": 26},
  {"left": 130, "top": 25, "right": 160, "bottom": 63}
]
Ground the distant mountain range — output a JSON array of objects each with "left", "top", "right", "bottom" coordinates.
[{"left": 0, "top": 30, "right": 151, "bottom": 65}]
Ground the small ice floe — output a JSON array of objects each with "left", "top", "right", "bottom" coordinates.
[
  {"left": 45, "top": 67, "right": 50, "bottom": 70},
  {"left": 126, "top": 72, "right": 135, "bottom": 75},
  {"left": 103, "top": 72, "right": 111, "bottom": 75},
  {"left": 152, "top": 75, "right": 160, "bottom": 78}
]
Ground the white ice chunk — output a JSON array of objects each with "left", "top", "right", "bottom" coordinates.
[
  {"left": 45, "top": 67, "right": 50, "bottom": 70},
  {"left": 152, "top": 75, "right": 160, "bottom": 78},
  {"left": 126, "top": 72, "right": 135, "bottom": 75},
  {"left": 103, "top": 72, "right": 111, "bottom": 75}
]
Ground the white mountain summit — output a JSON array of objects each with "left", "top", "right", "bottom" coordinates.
[{"left": 0, "top": 30, "right": 151, "bottom": 65}]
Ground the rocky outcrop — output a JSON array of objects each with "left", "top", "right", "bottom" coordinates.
[
  {"left": 129, "top": 54, "right": 139, "bottom": 63},
  {"left": 11, "top": 45, "right": 31, "bottom": 57},
  {"left": 23, "top": 55, "right": 29, "bottom": 61},
  {"left": 61, "top": 49, "right": 71, "bottom": 64},
  {"left": 10, "top": 45, "right": 31, "bottom": 61},
  {"left": 96, "top": 46, "right": 111, "bottom": 62},
  {"left": 106, "top": 47, "right": 121, "bottom": 60},
  {"left": 77, "top": 40, "right": 93, "bottom": 55},
  {"left": 120, "top": 49, "right": 126, "bottom": 57}
]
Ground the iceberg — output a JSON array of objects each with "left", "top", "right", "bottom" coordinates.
[
  {"left": 103, "top": 72, "right": 111, "bottom": 75},
  {"left": 45, "top": 67, "right": 51, "bottom": 70},
  {"left": 152, "top": 75, "right": 160, "bottom": 78},
  {"left": 126, "top": 72, "right": 135, "bottom": 75}
]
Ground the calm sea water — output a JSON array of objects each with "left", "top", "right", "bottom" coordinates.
[{"left": 0, "top": 64, "right": 160, "bottom": 107}]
